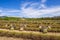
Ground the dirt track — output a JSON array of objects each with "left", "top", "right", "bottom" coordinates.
[
  {"left": 0, "top": 29, "right": 60, "bottom": 40},
  {"left": 0, "top": 36, "right": 32, "bottom": 40},
  {"left": 0, "top": 29, "right": 60, "bottom": 36}
]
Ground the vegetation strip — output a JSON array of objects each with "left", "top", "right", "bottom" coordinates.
[{"left": 0, "top": 29, "right": 60, "bottom": 40}]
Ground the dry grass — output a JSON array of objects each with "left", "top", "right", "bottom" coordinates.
[
  {"left": 0, "top": 36, "right": 31, "bottom": 40},
  {"left": 0, "top": 29, "right": 60, "bottom": 40}
]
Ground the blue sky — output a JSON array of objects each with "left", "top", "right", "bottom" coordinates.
[{"left": 0, "top": 0, "right": 60, "bottom": 18}]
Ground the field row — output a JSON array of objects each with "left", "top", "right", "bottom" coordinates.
[{"left": 0, "top": 29, "right": 60, "bottom": 40}]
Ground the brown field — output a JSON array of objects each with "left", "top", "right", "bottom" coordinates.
[{"left": 0, "top": 36, "right": 31, "bottom": 40}]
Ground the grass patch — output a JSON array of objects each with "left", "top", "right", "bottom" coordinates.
[{"left": 0, "top": 29, "right": 60, "bottom": 40}]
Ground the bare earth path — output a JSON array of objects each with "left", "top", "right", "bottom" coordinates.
[
  {"left": 0, "top": 36, "right": 23, "bottom": 40},
  {"left": 0, "top": 36, "right": 32, "bottom": 40},
  {"left": 0, "top": 29, "right": 60, "bottom": 36},
  {"left": 0, "top": 29, "right": 60, "bottom": 40}
]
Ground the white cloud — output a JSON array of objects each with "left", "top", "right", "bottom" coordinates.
[
  {"left": 3, "top": 10, "right": 20, "bottom": 12},
  {"left": 40, "top": 0, "right": 47, "bottom": 8},
  {"left": 40, "top": 4, "right": 47, "bottom": 8},
  {"left": 20, "top": 2, "right": 60, "bottom": 18},
  {"left": 0, "top": 9, "right": 20, "bottom": 17},
  {"left": 0, "top": 10, "right": 2, "bottom": 12},
  {"left": 41, "top": 0, "right": 47, "bottom": 3},
  {"left": 0, "top": 13, "right": 5, "bottom": 16},
  {"left": 0, "top": 6, "right": 60, "bottom": 18},
  {"left": 0, "top": 0, "right": 60, "bottom": 18},
  {"left": 0, "top": 10, "right": 2, "bottom": 16}
]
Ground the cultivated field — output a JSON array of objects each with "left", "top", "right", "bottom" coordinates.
[{"left": 0, "top": 17, "right": 60, "bottom": 40}]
